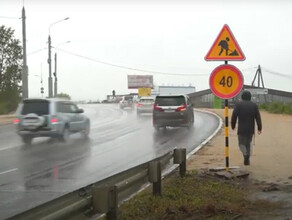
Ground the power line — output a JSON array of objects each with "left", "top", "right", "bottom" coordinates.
[
  {"left": 241, "top": 67, "right": 257, "bottom": 72},
  {"left": 55, "top": 48, "right": 209, "bottom": 76},
  {"left": 55, "top": 48, "right": 257, "bottom": 77},
  {"left": 27, "top": 47, "right": 47, "bottom": 55},
  {"left": 262, "top": 67, "right": 292, "bottom": 79},
  {"left": 0, "top": 16, "right": 20, "bottom": 19}
]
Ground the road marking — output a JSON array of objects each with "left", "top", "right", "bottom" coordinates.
[
  {"left": 0, "top": 168, "right": 18, "bottom": 175},
  {"left": 0, "top": 146, "right": 18, "bottom": 151}
]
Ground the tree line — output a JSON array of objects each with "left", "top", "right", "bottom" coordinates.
[
  {"left": 0, "top": 25, "right": 71, "bottom": 114},
  {"left": 0, "top": 25, "right": 22, "bottom": 114}
]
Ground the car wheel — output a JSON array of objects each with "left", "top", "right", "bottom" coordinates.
[
  {"left": 22, "top": 136, "right": 32, "bottom": 145},
  {"left": 60, "top": 126, "right": 70, "bottom": 142},
  {"left": 188, "top": 116, "right": 194, "bottom": 129}
]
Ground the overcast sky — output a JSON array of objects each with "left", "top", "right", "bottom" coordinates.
[{"left": 1, "top": 0, "right": 292, "bottom": 101}]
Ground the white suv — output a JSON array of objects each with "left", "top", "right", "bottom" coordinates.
[
  {"left": 14, "top": 98, "right": 90, "bottom": 144},
  {"left": 136, "top": 96, "right": 155, "bottom": 115}
]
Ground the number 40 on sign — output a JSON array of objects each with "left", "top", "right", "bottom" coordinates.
[{"left": 209, "top": 64, "right": 244, "bottom": 99}]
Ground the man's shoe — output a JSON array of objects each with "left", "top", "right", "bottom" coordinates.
[{"left": 244, "top": 156, "right": 250, "bottom": 166}]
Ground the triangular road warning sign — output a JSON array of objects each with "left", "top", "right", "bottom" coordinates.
[{"left": 205, "top": 24, "right": 245, "bottom": 61}]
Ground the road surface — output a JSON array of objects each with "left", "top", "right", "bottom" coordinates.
[{"left": 0, "top": 104, "right": 219, "bottom": 219}]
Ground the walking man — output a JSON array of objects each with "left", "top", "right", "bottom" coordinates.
[{"left": 231, "top": 91, "right": 262, "bottom": 165}]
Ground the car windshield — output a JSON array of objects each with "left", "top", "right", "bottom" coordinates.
[
  {"left": 21, "top": 100, "right": 49, "bottom": 115},
  {"left": 125, "top": 96, "right": 133, "bottom": 101},
  {"left": 156, "top": 96, "right": 185, "bottom": 106}
]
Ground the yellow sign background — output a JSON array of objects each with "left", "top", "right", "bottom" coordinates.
[
  {"left": 138, "top": 88, "right": 151, "bottom": 96},
  {"left": 209, "top": 64, "right": 243, "bottom": 99},
  {"left": 213, "top": 69, "right": 239, "bottom": 95}
]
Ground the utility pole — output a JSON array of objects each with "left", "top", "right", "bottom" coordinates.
[
  {"left": 252, "top": 65, "right": 265, "bottom": 88},
  {"left": 22, "top": 7, "right": 28, "bottom": 98},
  {"left": 48, "top": 35, "right": 52, "bottom": 98},
  {"left": 48, "top": 17, "right": 69, "bottom": 98},
  {"left": 54, "top": 53, "right": 57, "bottom": 97}
]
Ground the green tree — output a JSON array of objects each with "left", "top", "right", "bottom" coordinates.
[
  {"left": 56, "top": 92, "right": 71, "bottom": 100},
  {"left": 0, "top": 25, "right": 22, "bottom": 114}
]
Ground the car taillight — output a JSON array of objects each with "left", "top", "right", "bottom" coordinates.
[
  {"left": 14, "top": 119, "right": 20, "bottom": 124},
  {"left": 51, "top": 118, "right": 58, "bottom": 123},
  {"left": 153, "top": 104, "right": 163, "bottom": 112},
  {"left": 137, "top": 103, "right": 142, "bottom": 107},
  {"left": 176, "top": 104, "right": 187, "bottom": 112}
]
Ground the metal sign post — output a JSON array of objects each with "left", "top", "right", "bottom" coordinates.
[
  {"left": 209, "top": 63, "right": 243, "bottom": 171},
  {"left": 206, "top": 24, "right": 246, "bottom": 171},
  {"left": 224, "top": 98, "right": 229, "bottom": 170}
]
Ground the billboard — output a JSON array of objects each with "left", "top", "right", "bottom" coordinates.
[{"left": 128, "top": 75, "right": 153, "bottom": 89}]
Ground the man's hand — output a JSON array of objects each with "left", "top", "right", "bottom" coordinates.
[{"left": 258, "top": 130, "right": 262, "bottom": 135}]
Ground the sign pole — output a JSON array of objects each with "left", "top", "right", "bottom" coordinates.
[
  {"left": 224, "top": 97, "right": 229, "bottom": 171},
  {"left": 206, "top": 24, "right": 245, "bottom": 172},
  {"left": 224, "top": 61, "right": 229, "bottom": 171}
]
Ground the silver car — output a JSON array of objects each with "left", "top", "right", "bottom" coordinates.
[
  {"left": 136, "top": 96, "right": 155, "bottom": 115},
  {"left": 14, "top": 98, "right": 90, "bottom": 144},
  {"left": 119, "top": 95, "right": 134, "bottom": 109}
]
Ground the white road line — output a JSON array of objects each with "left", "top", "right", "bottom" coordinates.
[
  {"left": 0, "top": 146, "right": 17, "bottom": 152},
  {"left": 0, "top": 168, "right": 18, "bottom": 175}
]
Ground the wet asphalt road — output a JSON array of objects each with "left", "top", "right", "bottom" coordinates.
[{"left": 0, "top": 104, "right": 219, "bottom": 219}]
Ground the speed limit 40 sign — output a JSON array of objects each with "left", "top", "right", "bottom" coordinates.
[{"left": 209, "top": 64, "right": 244, "bottom": 99}]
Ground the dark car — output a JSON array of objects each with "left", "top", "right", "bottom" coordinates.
[
  {"left": 152, "top": 94, "right": 194, "bottom": 130},
  {"left": 14, "top": 98, "right": 90, "bottom": 144}
]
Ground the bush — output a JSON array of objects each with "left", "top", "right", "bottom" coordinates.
[
  {"left": 0, "top": 101, "right": 18, "bottom": 114},
  {"left": 0, "top": 89, "right": 20, "bottom": 115},
  {"left": 259, "top": 102, "right": 292, "bottom": 115},
  {"left": 0, "top": 102, "right": 9, "bottom": 114}
]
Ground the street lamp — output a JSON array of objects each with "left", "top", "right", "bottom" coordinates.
[{"left": 48, "top": 17, "right": 69, "bottom": 98}]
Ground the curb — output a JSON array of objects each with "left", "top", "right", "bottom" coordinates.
[{"left": 0, "top": 115, "right": 14, "bottom": 125}]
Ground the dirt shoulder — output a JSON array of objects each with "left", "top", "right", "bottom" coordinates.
[
  {"left": 188, "top": 108, "right": 292, "bottom": 185},
  {"left": 0, "top": 114, "right": 14, "bottom": 125},
  {"left": 187, "top": 109, "right": 292, "bottom": 218}
]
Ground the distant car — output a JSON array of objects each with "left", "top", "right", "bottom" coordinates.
[
  {"left": 14, "top": 98, "right": 90, "bottom": 144},
  {"left": 136, "top": 96, "right": 155, "bottom": 115},
  {"left": 152, "top": 94, "right": 194, "bottom": 130},
  {"left": 119, "top": 96, "right": 134, "bottom": 109}
]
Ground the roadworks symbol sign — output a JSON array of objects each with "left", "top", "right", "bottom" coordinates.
[{"left": 205, "top": 24, "right": 245, "bottom": 61}]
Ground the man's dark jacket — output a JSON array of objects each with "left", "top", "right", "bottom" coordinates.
[{"left": 231, "top": 100, "right": 262, "bottom": 136}]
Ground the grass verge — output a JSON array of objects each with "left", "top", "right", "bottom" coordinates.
[
  {"left": 109, "top": 170, "right": 281, "bottom": 220},
  {"left": 259, "top": 102, "right": 292, "bottom": 115}
]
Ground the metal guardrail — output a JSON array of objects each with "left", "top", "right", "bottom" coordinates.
[{"left": 9, "top": 148, "right": 186, "bottom": 220}]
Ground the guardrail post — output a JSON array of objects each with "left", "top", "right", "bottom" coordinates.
[
  {"left": 107, "top": 185, "right": 118, "bottom": 220},
  {"left": 148, "top": 161, "right": 162, "bottom": 196},
  {"left": 174, "top": 148, "right": 186, "bottom": 177},
  {"left": 93, "top": 186, "right": 110, "bottom": 214},
  {"left": 92, "top": 185, "right": 119, "bottom": 220}
]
